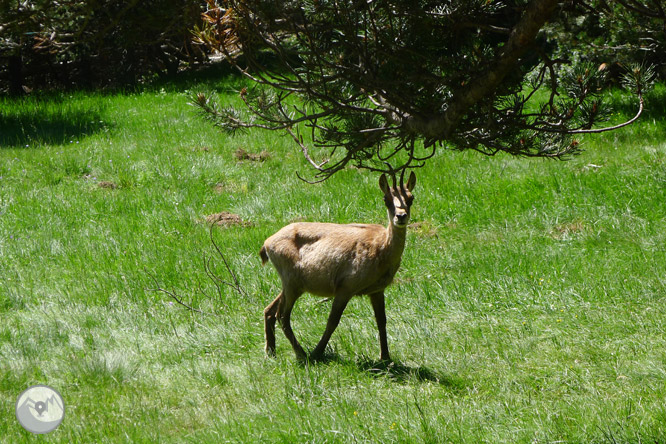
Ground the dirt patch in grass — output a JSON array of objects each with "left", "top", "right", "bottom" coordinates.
[
  {"left": 213, "top": 182, "right": 227, "bottom": 194},
  {"left": 205, "top": 211, "right": 252, "bottom": 227},
  {"left": 233, "top": 148, "right": 270, "bottom": 162},
  {"left": 550, "top": 220, "right": 588, "bottom": 240},
  {"left": 409, "top": 220, "right": 439, "bottom": 237},
  {"left": 212, "top": 181, "right": 247, "bottom": 194},
  {"left": 98, "top": 180, "right": 118, "bottom": 189}
]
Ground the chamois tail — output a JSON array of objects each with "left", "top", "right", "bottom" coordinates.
[{"left": 259, "top": 245, "right": 269, "bottom": 266}]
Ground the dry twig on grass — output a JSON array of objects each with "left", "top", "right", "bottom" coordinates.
[{"left": 145, "top": 225, "right": 248, "bottom": 315}]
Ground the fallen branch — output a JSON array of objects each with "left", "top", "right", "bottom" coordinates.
[
  {"left": 145, "top": 268, "right": 215, "bottom": 316},
  {"left": 145, "top": 224, "right": 249, "bottom": 316}
]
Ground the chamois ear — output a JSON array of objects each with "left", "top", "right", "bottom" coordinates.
[
  {"left": 379, "top": 174, "right": 390, "bottom": 194},
  {"left": 406, "top": 171, "right": 416, "bottom": 191}
]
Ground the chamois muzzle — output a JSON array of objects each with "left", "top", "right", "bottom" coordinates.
[{"left": 394, "top": 211, "right": 409, "bottom": 227}]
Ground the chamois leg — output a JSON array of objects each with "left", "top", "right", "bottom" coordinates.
[
  {"left": 263, "top": 293, "right": 282, "bottom": 357},
  {"left": 310, "top": 294, "right": 352, "bottom": 360},
  {"left": 369, "top": 292, "right": 390, "bottom": 361},
  {"left": 278, "top": 290, "right": 307, "bottom": 360}
]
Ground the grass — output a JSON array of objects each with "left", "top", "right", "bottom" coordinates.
[{"left": 1, "top": 68, "right": 666, "bottom": 443}]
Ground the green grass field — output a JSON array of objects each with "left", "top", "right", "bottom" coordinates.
[{"left": 1, "top": 68, "right": 666, "bottom": 443}]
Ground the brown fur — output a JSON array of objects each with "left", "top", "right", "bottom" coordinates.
[{"left": 261, "top": 172, "right": 416, "bottom": 361}]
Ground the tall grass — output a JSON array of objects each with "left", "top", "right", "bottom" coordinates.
[{"left": 1, "top": 69, "right": 665, "bottom": 443}]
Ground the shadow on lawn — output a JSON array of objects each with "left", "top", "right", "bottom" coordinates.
[
  {"left": 356, "top": 357, "right": 468, "bottom": 390},
  {"left": 0, "top": 97, "right": 107, "bottom": 148},
  {"left": 307, "top": 352, "right": 468, "bottom": 390},
  {"left": 615, "top": 85, "right": 666, "bottom": 123}
]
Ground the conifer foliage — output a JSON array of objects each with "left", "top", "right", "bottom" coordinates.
[
  {"left": 0, "top": 0, "right": 204, "bottom": 92},
  {"left": 193, "top": 0, "right": 654, "bottom": 180}
]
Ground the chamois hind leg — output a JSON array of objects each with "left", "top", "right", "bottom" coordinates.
[
  {"left": 369, "top": 292, "right": 390, "bottom": 361},
  {"left": 263, "top": 293, "right": 282, "bottom": 357},
  {"left": 278, "top": 289, "right": 307, "bottom": 360},
  {"left": 310, "top": 294, "right": 352, "bottom": 360}
]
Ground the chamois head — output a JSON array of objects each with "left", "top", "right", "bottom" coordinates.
[{"left": 379, "top": 171, "right": 416, "bottom": 229}]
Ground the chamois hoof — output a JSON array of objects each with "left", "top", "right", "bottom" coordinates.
[{"left": 308, "top": 351, "right": 324, "bottom": 362}]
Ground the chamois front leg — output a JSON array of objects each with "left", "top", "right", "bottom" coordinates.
[
  {"left": 369, "top": 292, "right": 390, "bottom": 361},
  {"left": 310, "top": 294, "right": 352, "bottom": 360}
]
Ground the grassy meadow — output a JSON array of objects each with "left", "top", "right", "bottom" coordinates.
[{"left": 1, "top": 67, "right": 666, "bottom": 443}]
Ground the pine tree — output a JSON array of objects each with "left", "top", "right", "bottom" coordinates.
[{"left": 193, "top": 0, "right": 654, "bottom": 181}]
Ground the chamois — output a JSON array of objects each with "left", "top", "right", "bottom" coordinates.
[{"left": 260, "top": 172, "right": 416, "bottom": 361}]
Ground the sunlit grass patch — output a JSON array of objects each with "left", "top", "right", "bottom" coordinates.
[{"left": 1, "top": 75, "right": 665, "bottom": 443}]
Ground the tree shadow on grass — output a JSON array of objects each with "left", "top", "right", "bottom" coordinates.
[
  {"left": 609, "top": 85, "right": 666, "bottom": 127},
  {"left": 0, "top": 98, "right": 106, "bottom": 148}
]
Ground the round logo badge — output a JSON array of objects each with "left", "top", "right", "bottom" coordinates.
[{"left": 15, "top": 385, "right": 65, "bottom": 434}]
